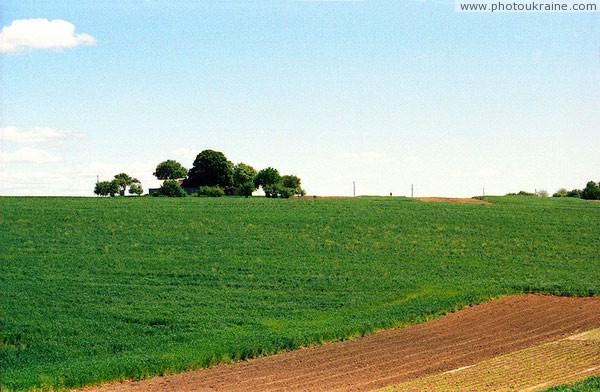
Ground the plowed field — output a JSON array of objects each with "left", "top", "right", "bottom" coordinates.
[{"left": 82, "top": 295, "right": 600, "bottom": 392}]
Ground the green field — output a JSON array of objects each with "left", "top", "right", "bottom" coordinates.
[
  {"left": 544, "top": 376, "right": 600, "bottom": 392},
  {"left": 1, "top": 196, "right": 598, "bottom": 391}
]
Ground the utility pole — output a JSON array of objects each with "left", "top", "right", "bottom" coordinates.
[
  {"left": 353, "top": 181, "right": 356, "bottom": 197},
  {"left": 411, "top": 184, "right": 414, "bottom": 198}
]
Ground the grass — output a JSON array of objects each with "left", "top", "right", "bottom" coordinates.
[
  {"left": 1, "top": 196, "right": 598, "bottom": 390},
  {"left": 543, "top": 376, "right": 600, "bottom": 391}
]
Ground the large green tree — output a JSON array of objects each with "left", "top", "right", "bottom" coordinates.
[
  {"left": 187, "top": 150, "right": 233, "bottom": 188},
  {"left": 581, "top": 180, "right": 600, "bottom": 200},
  {"left": 154, "top": 160, "right": 188, "bottom": 180}
]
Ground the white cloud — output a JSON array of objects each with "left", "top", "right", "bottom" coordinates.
[
  {"left": 0, "top": 147, "right": 62, "bottom": 163},
  {"left": 0, "top": 19, "right": 96, "bottom": 53},
  {"left": 0, "top": 126, "right": 75, "bottom": 143},
  {"left": 0, "top": 161, "right": 161, "bottom": 196}
]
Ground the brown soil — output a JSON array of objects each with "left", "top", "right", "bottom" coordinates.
[
  {"left": 416, "top": 197, "right": 492, "bottom": 205},
  {"left": 383, "top": 329, "right": 600, "bottom": 391},
  {"left": 81, "top": 295, "right": 600, "bottom": 392}
]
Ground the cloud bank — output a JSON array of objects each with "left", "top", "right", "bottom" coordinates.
[
  {"left": 0, "top": 147, "right": 62, "bottom": 164},
  {"left": 0, "top": 126, "right": 75, "bottom": 143},
  {"left": 0, "top": 18, "right": 96, "bottom": 53}
]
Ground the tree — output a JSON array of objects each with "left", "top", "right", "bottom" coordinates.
[
  {"left": 94, "top": 180, "right": 119, "bottom": 197},
  {"left": 187, "top": 150, "right": 233, "bottom": 188},
  {"left": 113, "top": 173, "right": 139, "bottom": 196},
  {"left": 154, "top": 160, "right": 188, "bottom": 180},
  {"left": 255, "top": 167, "right": 281, "bottom": 198},
  {"left": 159, "top": 180, "right": 186, "bottom": 197},
  {"left": 233, "top": 163, "right": 257, "bottom": 187},
  {"left": 281, "top": 174, "right": 305, "bottom": 197},
  {"left": 234, "top": 162, "right": 257, "bottom": 197},
  {"left": 581, "top": 180, "right": 600, "bottom": 200},
  {"left": 129, "top": 183, "right": 144, "bottom": 196},
  {"left": 567, "top": 189, "right": 582, "bottom": 198}
]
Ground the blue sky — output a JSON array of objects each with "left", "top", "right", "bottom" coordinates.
[{"left": 1, "top": 1, "right": 598, "bottom": 197}]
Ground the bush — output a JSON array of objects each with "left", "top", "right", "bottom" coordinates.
[
  {"left": 160, "top": 180, "right": 187, "bottom": 197},
  {"left": 279, "top": 187, "right": 293, "bottom": 199},
  {"left": 567, "top": 189, "right": 582, "bottom": 198},
  {"left": 198, "top": 186, "right": 225, "bottom": 197},
  {"left": 506, "top": 191, "right": 536, "bottom": 196},
  {"left": 553, "top": 188, "right": 569, "bottom": 197},
  {"left": 238, "top": 182, "right": 255, "bottom": 198}
]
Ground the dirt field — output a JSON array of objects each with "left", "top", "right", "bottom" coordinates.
[
  {"left": 415, "top": 197, "right": 493, "bottom": 205},
  {"left": 381, "top": 329, "right": 600, "bottom": 391},
  {"left": 82, "top": 295, "right": 600, "bottom": 392}
]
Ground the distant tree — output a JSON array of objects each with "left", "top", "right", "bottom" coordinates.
[
  {"left": 154, "top": 160, "right": 188, "bottom": 180},
  {"left": 281, "top": 174, "right": 305, "bottom": 197},
  {"left": 233, "top": 162, "right": 257, "bottom": 197},
  {"left": 255, "top": 167, "right": 281, "bottom": 198},
  {"left": 94, "top": 180, "right": 119, "bottom": 197},
  {"left": 581, "top": 181, "right": 600, "bottom": 200},
  {"left": 113, "top": 173, "right": 139, "bottom": 196},
  {"left": 129, "top": 183, "right": 144, "bottom": 196},
  {"left": 159, "top": 180, "right": 186, "bottom": 197},
  {"left": 553, "top": 188, "right": 569, "bottom": 197},
  {"left": 187, "top": 150, "right": 233, "bottom": 188},
  {"left": 234, "top": 163, "right": 257, "bottom": 187},
  {"left": 535, "top": 189, "right": 549, "bottom": 197}
]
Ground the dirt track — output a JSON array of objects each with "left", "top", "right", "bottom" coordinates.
[
  {"left": 83, "top": 295, "right": 600, "bottom": 391},
  {"left": 415, "top": 197, "right": 492, "bottom": 205}
]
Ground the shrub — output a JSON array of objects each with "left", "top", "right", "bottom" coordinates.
[
  {"left": 160, "top": 180, "right": 187, "bottom": 197},
  {"left": 198, "top": 186, "right": 225, "bottom": 197},
  {"left": 567, "top": 189, "right": 582, "bottom": 198},
  {"left": 553, "top": 188, "right": 569, "bottom": 197},
  {"left": 238, "top": 182, "right": 255, "bottom": 197}
]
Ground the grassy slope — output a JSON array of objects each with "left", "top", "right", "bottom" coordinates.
[
  {"left": 1, "top": 196, "right": 598, "bottom": 390},
  {"left": 543, "top": 376, "right": 600, "bottom": 391}
]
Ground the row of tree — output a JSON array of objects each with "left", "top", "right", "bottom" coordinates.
[
  {"left": 553, "top": 180, "right": 600, "bottom": 200},
  {"left": 94, "top": 173, "right": 143, "bottom": 197},
  {"left": 153, "top": 149, "right": 305, "bottom": 198}
]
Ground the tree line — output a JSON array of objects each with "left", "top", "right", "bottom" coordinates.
[
  {"left": 552, "top": 180, "right": 600, "bottom": 200},
  {"left": 153, "top": 149, "right": 305, "bottom": 198},
  {"left": 506, "top": 180, "right": 600, "bottom": 200},
  {"left": 94, "top": 173, "right": 143, "bottom": 197}
]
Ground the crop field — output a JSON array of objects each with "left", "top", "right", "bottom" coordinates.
[{"left": 1, "top": 196, "right": 599, "bottom": 390}]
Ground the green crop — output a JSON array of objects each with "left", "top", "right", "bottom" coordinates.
[
  {"left": 543, "top": 376, "right": 600, "bottom": 391},
  {"left": 1, "top": 196, "right": 598, "bottom": 390}
]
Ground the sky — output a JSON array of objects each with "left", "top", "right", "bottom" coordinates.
[{"left": 1, "top": 1, "right": 598, "bottom": 197}]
